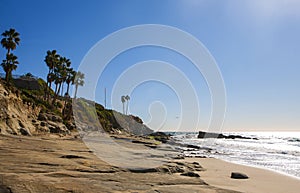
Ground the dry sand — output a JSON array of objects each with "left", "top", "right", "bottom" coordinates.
[{"left": 187, "top": 157, "right": 300, "bottom": 193}]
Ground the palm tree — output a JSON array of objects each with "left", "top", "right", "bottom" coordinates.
[
  {"left": 73, "top": 71, "right": 84, "bottom": 99},
  {"left": 121, "top": 95, "right": 126, "bottom": 114},
  {"left": 58, "top": 57, "right": 71, "bottom": 96},
  {"left": 125, "top": 95, "right": 130, "bottom": 115},
  {"left": 65, "top": 67, "right": 75, "bottom": 96},
  {"left": 47, "top": 72, "right": 55, "bottom": 87},
  {"left": 44, "top": 50, "right": 59, "bottom": 99},
  {"left": 54, "top": 62, "right": 64, "bottom": 97},
  {"left": 51, "top": 57, "right": 65, "bottom": 105},
  {"left": 1, "top": 28, "right": 20, "bottom": 55},
  {"left": 45, "top": 50, "right": 59, "bottom": 85},
  {"left": 1, "top": 53, "right": 18, "bottom": 83}
]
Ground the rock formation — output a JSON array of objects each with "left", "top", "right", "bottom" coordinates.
[
  {"left": 231, "top": 172, "right": 249, "bottom": 179},
  {"left": 198, "top": 131, "right": 258, "bottom": 140}
]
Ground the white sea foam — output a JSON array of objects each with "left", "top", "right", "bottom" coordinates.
[{"left": 171, "top": 132, "right": 300, "bottom": 178}]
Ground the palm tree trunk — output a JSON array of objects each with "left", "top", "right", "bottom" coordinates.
[
  {"left": 74, "top": 84, "right": 78, "bottom": 99},
  {"left": 47, "top": 81, "right": 53, "bottom": 101},
  {"left": 5, "top": 69, "right": 13, "bottom": 85},
  {"left": 122, "top": 103, "right": 125, "bottom": 114},
  {"left": 126, "top": 101, "right": 129, "bottom": 115},
  {"left": 51, "top": 84, "right": 57, "bottom": 104},
  {"left": 61, "top": 83, "right": 64, "bottom": 96},
  {"left": 52, "top": 83, "right": 61, "bottom": 105},
  {"left": 54, "top": 83, "right": 58, "bottom": 96},
  {"left": 57, "top": 83, "right": 62, "bottom": 97},
  {"left": 49, "top": 81, "right": 53, "bottom": 91},
  {"left": 45, "top": 69, "right": 51, "bottom": 100},
  {"left": 5, "top": 72, "right": 9, "bottom": 84},
  {"left": 66, "top": 83, "right": 70, "bottom": 95}
]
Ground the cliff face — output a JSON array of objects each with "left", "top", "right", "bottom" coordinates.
[
  {"left": 0, "top": 82, "right": 69, "bottom": 136},
  {"left": 0, "top": 81, "right": 152, "bottom": 137},
  {"left": 0, "top": 82, "right": 37, "bottom": 135}
]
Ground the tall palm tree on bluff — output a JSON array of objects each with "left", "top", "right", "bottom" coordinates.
[
  {"left": 65, "top": 67, "right": 75, "bottom": 96},
  {"left": 53, "top": 59, "right": 63, "bottom": 97},
  {"left": 121, "top": 95, "right": 126, "bottom": 114},
  {"left": 52, "top": 57, "right": 70, "bottom": 104},
  {"left": 1, "top": 53, "right": 19, "bottom": 83},
  {"left": 73, "top": 71, "right": 84, "bottom": 99},
  {"left": 1, "top": 28, "right": 20, "bottom": 85},
  {"left": 44, "top": 50, "right": 59, "bottom": 99},
  {"left": 57, "top": 57, "right": 71, "bottom": 96},
  {"left": 1, "top": 28, "right": 20, "bottom": 55},
  {"left": 121, "top": 95, "right": 130, "bottom": 115},
  {"left": 125, "top": 95, "right": 130, "bottom": 115}
]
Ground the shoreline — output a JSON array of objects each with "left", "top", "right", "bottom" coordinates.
[
  {"left": 173, "top": 131, "right": 300, "bottom": 180},
  {"left": 216, "top": 157, "right": 300, "bottom": 181},
  {"left": 188, "top": 157, "right": 300, "bottom": 193}
]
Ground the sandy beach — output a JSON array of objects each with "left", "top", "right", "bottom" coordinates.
[
  {"left": 189, "top": 158, "right": 300, "bottom": 193},
  {"left": 0, "top": 134, "right": 299, "bottom": 193}
]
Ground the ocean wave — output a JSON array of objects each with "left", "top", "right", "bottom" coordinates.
[{"left": 171, "top": 131, "right": 300, "bottom": 178}]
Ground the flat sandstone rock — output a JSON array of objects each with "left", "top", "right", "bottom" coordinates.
[{"left": 0, "top": 134, "right": 239, "bottom": 193}]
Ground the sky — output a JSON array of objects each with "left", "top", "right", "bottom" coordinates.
[{"left": 1, "top": 0, "right": 300, "bottom": 132}]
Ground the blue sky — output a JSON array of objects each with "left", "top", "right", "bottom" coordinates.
[{"left": 1, "top": 0, "right": 300, "bottom": 132}]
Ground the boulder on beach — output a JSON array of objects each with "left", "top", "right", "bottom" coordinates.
[{"left": 231, "top": 172, "right": 249, "bottom": 179}]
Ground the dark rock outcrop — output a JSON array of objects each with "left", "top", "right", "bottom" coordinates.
[
  {"left": 148, "top": 132, "right": 171, "bottom": 143},
  {"left": 180, "top": 172, "right": 200, "bottom": 177},
  {"left": 231, "top": 172, "right": 249, "bottom": 179},
  {"left": 19, "top": 127, "right": 31, "bottom": 136},
  {"left": 37, "top": 112, "right": 69, "bottom": 134},
  {"left": 0, "top": 185, "right": 12, "bottom": 193},
  {"left": 60, "top": 155, "right": 86, "bottom": 159},
  {"left": 198, "top": 131, "right": 258, "bottom": 140}
]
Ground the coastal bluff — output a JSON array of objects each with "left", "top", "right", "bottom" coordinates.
[{"left": 0, "top": 79, "right": 153, "bottom": 137}]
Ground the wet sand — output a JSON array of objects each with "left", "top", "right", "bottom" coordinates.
[{"left": 189, "top": 157, "right": 300, "bottom": 193}]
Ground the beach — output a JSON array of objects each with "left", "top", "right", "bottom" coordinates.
[
  {"left": 189, "top": 158, "right": 300, "bottom": 193},
  {"left": 1, "top": 1, "right": 300, "bottom": 193},
  {"left": 0, "top": 134, "right": 299, "bottom": 193}
]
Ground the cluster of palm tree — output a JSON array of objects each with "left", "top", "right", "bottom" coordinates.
[
  {"left": 44, "top": 50, "right": 85, "bottom": 104},
  {"left": 121, "top": 95, "right": 130, "bottom": 115},
  {"left": 1, "top": 28, "right": 20, "bottom": 84},
  {"left": 1, "top": 28, "right": 85, "bottom": 107}
]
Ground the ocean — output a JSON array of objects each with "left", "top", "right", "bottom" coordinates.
[{"left": 170, "top": 131, "right": 300, "bottom": 179}]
